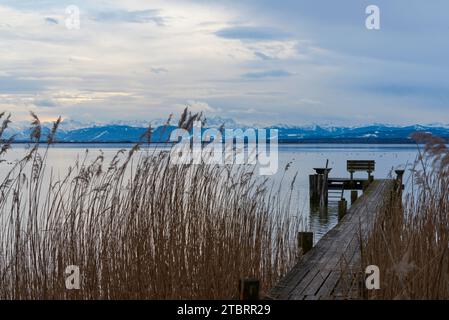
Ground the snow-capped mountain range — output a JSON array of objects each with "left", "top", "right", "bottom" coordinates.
[{"left": 3, "top": 117, "right": 449, "bottom": 143}]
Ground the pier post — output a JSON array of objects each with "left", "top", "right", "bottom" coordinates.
[
  {"left": 395, "top": 169, "right": 405, "bottom": 193},
  {"left": 338, "top": 199, "right": 347, "bottom": 220},
  {"left": 239, "top": 278, "right": 260, "bottom": 300},
  {"left": 362, "top": 180, "right": 370, "bottom": 192},
  {"left": 351, "top": 190, "right": 358, "bottom": 205},
  {"left": 309, "top": 171, "right": 329, "bottom": 207},
  {"left": 309, "top": 174, "right": 319, "bottom": 204},
  {"left": 298, "top": 232, "right": 314, "bottom": 255}
]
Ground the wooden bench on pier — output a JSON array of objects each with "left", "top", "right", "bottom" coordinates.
[
  {"left": 347, "top": 160, "right": 375, "bottom": 180},
  {"left": 311, "top": 160, "right": 376, "bottom": 199},
  {"left": 327, "top": 160, "right": 376, "bottom": 191}
]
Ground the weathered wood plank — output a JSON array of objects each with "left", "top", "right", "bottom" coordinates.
[
  {"left": 268, "top": 179, "right": 394, "bottom": 300},
  {"left": 318, "top": 180, "right": 390, "bottom": 297}
]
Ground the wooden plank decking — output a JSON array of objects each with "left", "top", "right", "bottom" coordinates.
[{"left": 268, "top": 179, "right": 395, "bottom": 300}]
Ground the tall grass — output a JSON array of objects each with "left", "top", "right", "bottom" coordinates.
[
  {"left": 0, "top": 112, "right": 300, "bottom": 300},
  {"left": 360, "top": 133, "right": 449, "bottom": 299}
]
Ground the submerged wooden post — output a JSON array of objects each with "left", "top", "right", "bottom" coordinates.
[
  {"left": 395, "top": 169, "right": 405, "bottom": 182},
  {"left": 239, "top": 278, "right": 260, "bottom": 300},
  {"left": 309, "top": 174, "right": 319, "bottom": 203},
  {"left": 338, "top": 199, "right": 347, "bottom": 220},
  {"left": 395, "top": 169, "right": 405, "bottom": 193},
  {"left": 351, "top": 190, "right": 358, "bottom": 205},
  {"left": 298, "top": 232, "right": 314, "bottom": 255},
  {"left": 309, "top": 168, "right": 330, "bottom": 208},
  {"left": 309, "top": 174, "right": 324, "bottom": 205},
  {"left": 362, "top": 180, "right": 370, "bottom": 192}
]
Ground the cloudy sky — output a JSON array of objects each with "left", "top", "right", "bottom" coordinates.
[{"left": 1, "top": 0, "right": 448, "bottom": 125}]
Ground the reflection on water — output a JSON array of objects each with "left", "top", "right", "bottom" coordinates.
[
  {"left": 309, "top": 204, "right": 338, "bottom": 240},
  {"left": 266, "top": 144, "right": 418, "bottom": 243},
  {"left": 3, "top": 143, "right": 419, "bottom": 243}
]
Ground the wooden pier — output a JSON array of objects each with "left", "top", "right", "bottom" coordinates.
[{"left": 268, "top": 179, "right": 395, "bottom": 300}]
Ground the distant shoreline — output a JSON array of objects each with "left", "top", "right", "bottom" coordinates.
[{"left": 8, "top": 139, "right": 429, "bottom": 145}]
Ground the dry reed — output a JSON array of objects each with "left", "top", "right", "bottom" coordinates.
[
  {"left": 0, "top": 111, "right": 300, "bottom": 300},
  {"left": 360, "top": 133, "right": 449, "bottom": 299}
]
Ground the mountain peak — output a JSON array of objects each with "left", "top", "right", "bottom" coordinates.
[{"left": 3, "top": 117, "right": 449, "bottom": 143}]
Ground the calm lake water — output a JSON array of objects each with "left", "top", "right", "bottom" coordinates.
[{"left": 3, "top": 143, "right": 419, "bottom": 243}]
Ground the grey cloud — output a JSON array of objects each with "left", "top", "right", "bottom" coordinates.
[
  {"left": 242, "top": 70, "right": 293, "bottom": 79},
  {"left": 359, "top": 83, "right": 449, "bottom": 101},
  {"left": 0, "top": 76, "right": 44, "bottom": 94},
  {"left": 215, "top": 26, "right": 290, "bottom": 41},
  {"left": 44, "top": 17, "right": 58, "bottom": 25},
  {"left": 93, "top": 9, "right": 166, "bottom": 26},
  {"left": 35, "top": 99, "right": 57, "bottom": 108},
  {"left": 254, "top": 52, "right": 272, "bottom": 60},
  {"left": 150, "top": 67, "right": 168, "bottom": 74},
  {"left": 3, "top": 0, "right": 449, "bottom": 125}
]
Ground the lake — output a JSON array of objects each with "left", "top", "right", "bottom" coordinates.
[{"left": 2, "top": 143, "right": 419, "bottom": 242}]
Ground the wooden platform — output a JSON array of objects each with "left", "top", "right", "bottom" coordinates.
[
  {"left": 327, "top": 178, "right": 367, "bottom": 190},
  {"left": 268, "top": 179, "right": 394, "bottom": 300}
]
